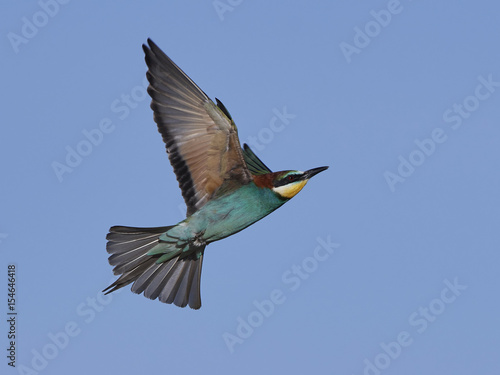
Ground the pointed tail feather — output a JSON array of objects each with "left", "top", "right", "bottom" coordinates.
[{"left": 103, "top": 225, "right": 205, "bottom": 309}]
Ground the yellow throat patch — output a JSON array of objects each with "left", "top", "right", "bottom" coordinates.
[{"left": 272, "top": 180, "right": 308, "bottom": 199}]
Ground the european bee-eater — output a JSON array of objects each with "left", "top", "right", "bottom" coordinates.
[{"left": 103, "top": 39, "right": 328, "bottom": 309}]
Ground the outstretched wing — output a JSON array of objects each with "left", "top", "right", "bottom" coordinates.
[
  {"left": 143, "top": 39, "right": 252, "bottom": 216},
  {"left": 242, "top": 144, "right": 272, "bottom": 175}
]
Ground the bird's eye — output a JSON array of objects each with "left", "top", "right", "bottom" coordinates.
[{"left": 287, "top": 175, "right": 295, "bottom": 182}]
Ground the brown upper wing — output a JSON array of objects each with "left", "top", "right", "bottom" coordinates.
[{"left": 143, "top": 39, "right": 252, "bottom": 216}]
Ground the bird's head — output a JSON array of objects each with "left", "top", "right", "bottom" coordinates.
[{"left": 255, "top": 166, "right": 329, "bottom": 199}]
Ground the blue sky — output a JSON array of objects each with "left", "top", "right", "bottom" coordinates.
[{"left": 2, "top": 1, "right": 500, "bottom": 374}]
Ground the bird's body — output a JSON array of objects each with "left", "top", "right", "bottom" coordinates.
[
  {"left": 168, "top": 180, "right": 286, "bottom": 244},
  {"left": 103, "top": 39, "right": 328, "bottom": 309}
]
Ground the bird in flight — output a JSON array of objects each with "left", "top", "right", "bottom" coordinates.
[{"left": 103, "top": 39, "right": 328, "bottom": 309}]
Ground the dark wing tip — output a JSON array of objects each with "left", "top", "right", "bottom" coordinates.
[
  {"left": 215, "top": 98, "right": 232, "bottom": 121},
  {"left": 142, "top": 38, "right": 155, "bottom": 54},
  {"left": 142, "top": 38, "right": 170, "bottom": 69},
  {"left": 145, "top": 38, "right": 156, "bottom": 49},
  {"left": 242, "top": 144, "right": 273, "bottom": 175},
  {"left": 145, "top": 38, "right": 162, "bottom": 55}
]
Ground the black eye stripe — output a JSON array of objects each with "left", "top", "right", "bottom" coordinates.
[{"left": 274, "top": 174, "right": 301, "bottom": 187}]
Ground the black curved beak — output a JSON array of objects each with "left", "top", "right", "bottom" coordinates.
[{"left": 303, "top": 166, "right": 329, "bottom": 180}]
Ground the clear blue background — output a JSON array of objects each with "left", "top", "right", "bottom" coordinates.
[{"left": 2, "top": 1, "right": 499, "bottom": 374}]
